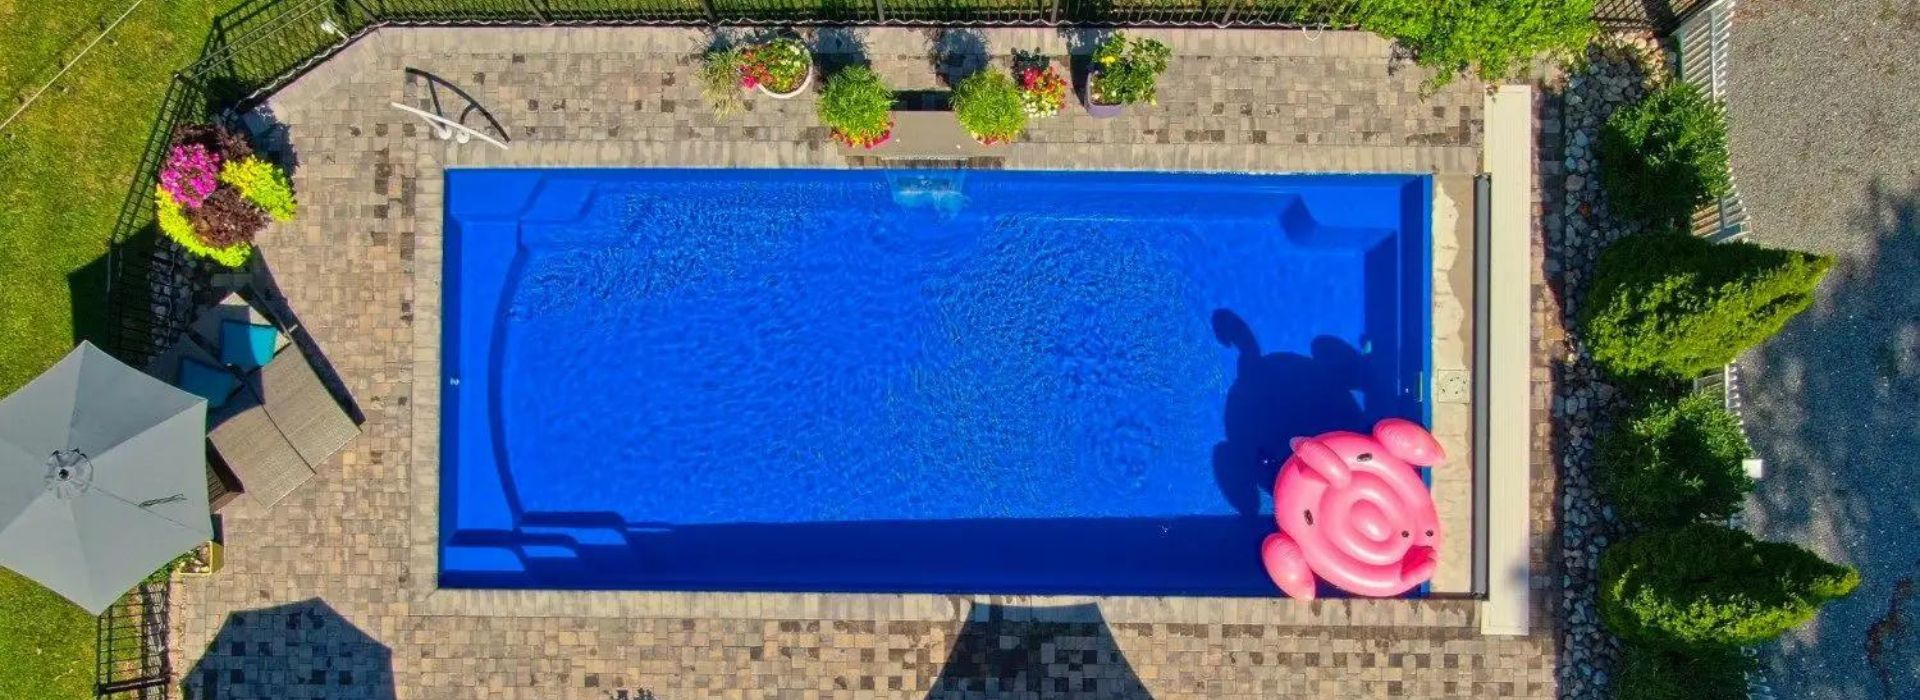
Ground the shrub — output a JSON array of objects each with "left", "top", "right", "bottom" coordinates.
[
  {"left": 187, "top": 187, "right": 269, "bottom": 249},
  {"left": 1088, "top": 33, "right": 1171, "bottom": 106},
  {"left": 1599, "top": 392, "right": 1754, "bottom": 528},
  {"left": 159, "top": 144, "right": 221, "bottom": 208},
  {"left": 698, "top": 48, "right": 746, "bottom": 119},
  {"left": 170, "top": 122, "right": 253, "bottom": 161},
  {"left": 1359, "top": 0, "right": 1595, "bottom": 89},
  {"left": 219, "top": 157, "right": 297, "bottom": 222},
  {"left": 1580, "top": 232, "right": 1831, "bottom": 384},
  {"left": 740, "top": 38, "right": 810, "bottom": 94},
  {"left": 952, "top": 71, "right": 1027, "bottom": 144},
  {"left": 1598, "top": 82, "right": 1733, "bottom": 228},
  {"left": 155, "top": 187, "right": 252, "bottom": 268},
  {"left": 1616, "top": 643, "right": 1751, "bottom": 700},
  {"left": 816, "top": 66, "right": 895, "bottom": 148},
  {"left": 1599, "top": 524, "right": 1860, "bottom": 648}
]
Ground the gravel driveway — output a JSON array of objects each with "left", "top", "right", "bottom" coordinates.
[{"left": 1724, "top": 0, "right": 1920, "bottom": 698}]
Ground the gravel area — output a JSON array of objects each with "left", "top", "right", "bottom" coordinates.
[{"left": 1725, "top": 1, "right": 1920, "bottom": 698}]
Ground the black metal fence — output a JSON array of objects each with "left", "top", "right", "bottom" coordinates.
[
  {"left": 94, "top": 578, "right": 173, "bottom": 700},
  {"left": 1591, "top": 0, "right": 1708, "bottom": 29}
]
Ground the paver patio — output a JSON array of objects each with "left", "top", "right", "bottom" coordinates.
[{"left": 168, "top": 26, "right": 1558, "bottom": 699}]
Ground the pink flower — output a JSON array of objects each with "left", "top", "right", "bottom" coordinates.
[{"left": 159, "top": 144, "right": 221, "bottom": 208}]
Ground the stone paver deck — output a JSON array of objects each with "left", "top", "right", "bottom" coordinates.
[{"left": 170, "top": 27, "right": 1556, "bottom": 699}]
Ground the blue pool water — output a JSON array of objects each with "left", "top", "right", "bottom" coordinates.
[{"left": 441, "top": 169, "right": 1431, "bottom": 596}]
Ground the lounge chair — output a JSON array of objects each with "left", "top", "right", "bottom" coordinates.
[{"left": 145, "top": 291, "right": 359, "bottom": 509}]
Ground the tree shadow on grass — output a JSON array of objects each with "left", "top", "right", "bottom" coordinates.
[
  {"left": 182, "top": 598, "right": 394, "bottom": 700},
  {"left": 1741, "top": 179, "right": 1920, "bottom": 699}
]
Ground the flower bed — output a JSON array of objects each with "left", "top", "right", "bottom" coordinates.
[
  {"left": 1018, "top": 65, "right": 1066, "bottom": 118},
  {"left": 153, "top": 123, "right": 297, "bottom": 267}
]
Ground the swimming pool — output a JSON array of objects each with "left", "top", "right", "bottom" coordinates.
[{"left": 441, "top": 168, "right": 1432, "bottom": 596}]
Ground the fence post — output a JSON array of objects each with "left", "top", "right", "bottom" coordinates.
[
  {"left": 700, "top": 0, "right": 720, "bottom": 25},
  {"left": 1047, "top": 0, "right": 1060, "bottom": 24},
  {"left": 874, "top": 0, "right": 887, "bottom": 23},
  {"left": 1216, "top": 0, "right": 1241, "bottom": 27},
  {"left": 523, "top": 0, "right": 551, "bottom": 24},
  {"left": 348, "top": 0, "right": 381, "bottom": 25}
]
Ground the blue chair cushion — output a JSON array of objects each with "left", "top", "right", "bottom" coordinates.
[
  {"left": 178, "top": 358, "right": 238, "bottom": 409},
  {"left": 219, "top": 320, "right": 279, "bottom": 370}
]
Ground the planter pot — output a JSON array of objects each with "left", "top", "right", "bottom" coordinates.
[
  {"left": 1081, "top": 72, "right": 1125, "bottom": 118},
  {"left": 1084, "top": 94, "right": 1125, "bottom": 119},
  {"left": 178, "top": 540, "right": 223, "bottom": 577},
  {"left": 1082, "top": 98, "right": 1121, "bottom": 118},
  {"left": 758, "top": 63, "right": 815, "bottom": 100}
]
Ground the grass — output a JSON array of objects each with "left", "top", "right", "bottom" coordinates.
[
  {"left": 0, "top": 2, "right": 236, "bottom": 697},
  {"left": 0, "top": 569, "right": 97, "bottom": 699}
]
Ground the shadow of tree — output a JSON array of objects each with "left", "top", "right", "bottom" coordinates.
[
  {"left": 813, "top": 25, "right": 871, "bottom": 75},
  {"left": 927, "top": 603, "right": 1153, "bottom": 699},
  {"left": 182, "top": 598, "right": 394, "bottom": 700},
  {"left": 1741, "top": 180, "right": 1920, "bottom": 699},
  {"left": 925, "top": 28, "right": 989, "bottom": 89}
]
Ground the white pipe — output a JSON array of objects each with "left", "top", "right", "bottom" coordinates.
[{"left": 388, "top": 102, "right": 509, "bottom": 150}]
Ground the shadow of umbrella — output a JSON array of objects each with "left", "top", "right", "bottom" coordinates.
[
  {"left": 927, "top": 602, "right": 1153, "bottom": 699},
  {"left": 183, "top": 598, "right": 394, "bottom": 700}
]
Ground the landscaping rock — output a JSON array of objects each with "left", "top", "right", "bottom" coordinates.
[{"left": 1549, "top": 35, "right": 1666, "bottom": 700}]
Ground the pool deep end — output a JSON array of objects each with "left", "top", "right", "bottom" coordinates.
[{"left": 441, "top": 169, "right": 1432, "bottom": 596}]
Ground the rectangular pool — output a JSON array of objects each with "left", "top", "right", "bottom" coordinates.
[{"left": 441, "top": 168, "right": 1432, "bottom": 596}]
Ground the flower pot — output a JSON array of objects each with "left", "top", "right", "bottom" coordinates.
[
  {"left": 757, "top": 63, "right": 814, "bottom": 100},
  {"left": 1084, "top": 95, "right": 1125, "bottom": 119},
  {"left": 178, "top": 540, "right": 223, "bottom": 577}
]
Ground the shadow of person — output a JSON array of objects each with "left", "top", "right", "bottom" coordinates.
[
  {"left": 926, "top": 602, "right": 1153, "bottom": 699},
  {"left": 1209, "top": 309, "right": 1369, "bottom": 517},
  {"left": 183, "top": 598, "right": 394, "bottom": 700}
]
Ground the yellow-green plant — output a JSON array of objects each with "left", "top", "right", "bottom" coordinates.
[
  {"left": 155, "top": 186, "right": 252, "bottom": 268},
  {"left": 219, "top": 157, "right": 297, "bottom": 222}
]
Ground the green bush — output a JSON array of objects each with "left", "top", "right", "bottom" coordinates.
[
  {"left": 154, "top": 186, "right": 252, "bottom": 268},
  {"left": 1088, "top": 33, "right": 1171, "bottom": 106},
  {"left": 1599, "top": 524, "right": 1860, "bottom": 648},
  {"left": 1598, "top": 82, "right": 1733, "bottom": 228},
  {"left": 220, "top": 157, "right": 297, "bottom": 222},
  {"left": 815, "top": 66, "right": 895, "bottom": 148},
  {"left": 1616, "top": 642, "right": 1751, "bottom": 700},
  {"left": 1580, "top": 232, "right": 1831, "bottom": 384},
  {"left": 1359, "top": 0, "right": 1595, "bottom": 89},
  {"left": 952, "top": 71, "right": 1028, "bottom": 143},
  {"left": 1599, "top": 392, "right": 1754, "bottom": 528}
]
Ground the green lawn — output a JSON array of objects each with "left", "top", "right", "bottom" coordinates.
[{"left": 1, "top": 2, "right": 233, "bottom": 698}]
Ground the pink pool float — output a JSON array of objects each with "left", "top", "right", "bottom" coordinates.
[{"left": 1261, "top": 418, "right": 1445, "bottom": 599}]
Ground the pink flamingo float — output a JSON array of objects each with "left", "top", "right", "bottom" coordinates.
[{"left": 1261, "top": 418, "right": 1445, "bottom": 599}]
